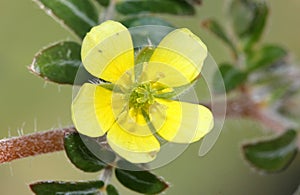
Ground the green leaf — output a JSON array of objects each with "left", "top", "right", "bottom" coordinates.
[
  {"left": 64, "top": 132, "right": 115, "bottom": 172},
  {"left": 202, "top": 19, "right": 237, "bottom": 57},
  {"left": 35, "top": 0, "right": 98, "bottom": 39},
  {"left": 229, "top": 0, "right": 254, "bottom": 37},
  {"left": 121, "top": 16, "right": 174, "bottom": 28},
  {"left": 106, "top": 184, "right": 119, "bottom": 195},
  {"left": 30, "top": 41, "right": 81, "bottom": 85},
  {"left": 116, "top": 0, "right": 195, "bottom": 15},
  {"left": 95, "top": 0, "right": 110, "bottom": 7},
  {"left": 243, "top": 129, "right": 298, "bottom": 172},
  {"left": 115, "top": 166, "right": 169, "bottom": 194},
  {"left": 214, "top": 63, "right": 247, "bottom": 92},
  {"left": 229, "top": 0, "right": 269, "bottom": 49},
  {"left": 247, "top": 44, "right": 287, "bottom": 72},
  {"left": 30, "top": 180, "right": 104, "bottom": 195},
  {"left": 244, "top": 1, "right": 268, "bottom": 48}
]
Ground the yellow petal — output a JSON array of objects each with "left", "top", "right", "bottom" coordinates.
[
  {"left": 154, "top": 98, "right": 214, "bottom": 143},
  {"left": 72, "top": 83, "right": 123, "bottom": 137},
  {"left": 149, "top": 28, "right": 207, "bottom": 86},
  {"left": 107, "top": 123, "right": 160, "bottom": 163},
  {"left": 111, "top": 103, "right": 166, "bottom": 137},
  {"left": 139, "top": 61, "right": 191, "bottom": 87},
  {"left": 115, "top": 108, "right": 151, "bottom": 136},
  {"left": 81, "top": 20, "right": 134, "bottom": 82}
]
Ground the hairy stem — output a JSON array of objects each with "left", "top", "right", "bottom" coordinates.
[
  {"left": 0, "top": 94, "right": 297, "bottom": 165},
  {"left": 0, "top": 127, "right": 75, "bottom": 164},
  {"left": 99, "top": 166, "right": 113, "bottom": 186},
  {"left": 224, "top": 95, "right": 292, "bottom": 133}
]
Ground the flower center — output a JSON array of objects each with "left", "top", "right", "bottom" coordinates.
[
  {"left": 126, "top": 81, "right": 171, "bottom": 127},
  {"left": 129, "top": 83, "right": 155, "bottom": 110}
]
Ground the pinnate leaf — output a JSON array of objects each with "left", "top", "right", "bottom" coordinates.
[
  {"left": 64, "top": 132, "right": 115, "bottom": 172},
  {"left": 30, "top": 180, "right": 104, "bottom": 195},
  {"left": 35, "top": 0, "right": 98, "bottom": 39},
  {"left": 244, "top": 1, "right": 268, "bottom": 48},
  {"left": 30, "top": 41, "right": 81, "bottom": 85},
  {"left": 202, "top": 19, "right": 237, "bottom": 56},
  {"left": 247, "top": 44, "right": 287, "bottom": 72},
  {"left": 106, "top": 184, "right": 119, "bottom": 195},
  {"left": 115, "top": 162, "right": 169, "bottom": 194},
  {"left": 243, "top": 129, "right": 298, "bottom": 172},
  {"left": 229, "top": 0, "right": 254, "bottom": 37},
  {"left": 116, "top": 0, "right": 195, "bottom": 15},
  {"left": 215, "top": 63, "right": 247, "bottom": 92},
  {"left": 229, "top": 0, "right": 268, "bottom": 49}
]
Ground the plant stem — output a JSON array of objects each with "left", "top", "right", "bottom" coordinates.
[
  {"left": 224, "top": 95, "right": 293, "bottom": 133},
  {"left": 0, "top": 94, "right": 297, "bottom": 165},
  {"left": 0, "top": 127, "right": 75, "bottom": 164},
  {"left": 104, "top": 0, "right": 116, "bottom": 21},
  {"left": 99, "top": 166, "right": 113, "bottom": 186}
]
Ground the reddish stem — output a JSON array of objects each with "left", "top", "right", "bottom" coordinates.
[
  {"left": 0, "top": 93, "right": 296, "bottom": 164},
  {"left": 0, "top": 127, "right": 75, "bottom": 164}
]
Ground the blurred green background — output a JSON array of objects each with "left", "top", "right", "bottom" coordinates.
[{"left": 0, "top": 0, "right": 300, "bottom": 194}]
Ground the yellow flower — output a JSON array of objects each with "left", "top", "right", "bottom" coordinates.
[{"left": 72, "top": 20, "right": 214, "bottom": 163}]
